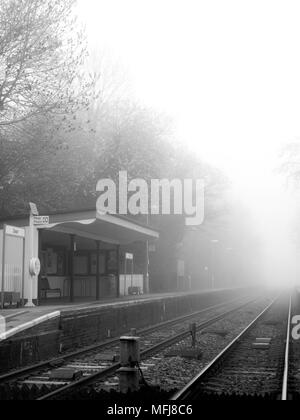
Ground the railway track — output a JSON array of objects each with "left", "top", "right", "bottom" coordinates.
[
  {"left": 172, "top": 293, "right": 296, "bottom": 401},
  {"left": 0, "top": 295, "right": 259, "bottom": 400}
]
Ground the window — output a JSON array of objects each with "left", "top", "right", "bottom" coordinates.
[
  {"left": 56, "top": 251, "right": 66, "bottom": 276},
  {"left": 74, "top": 253, "right": 89, "bottom": 275},
  {"left": 107, "top": 250, "right": 118, "bottom": 271},
  {"left": 90, "top": 253, "right": 106, "bottom": 275},
  {"left": 41, "top": 248, "right": 66, "bottom": 276}
]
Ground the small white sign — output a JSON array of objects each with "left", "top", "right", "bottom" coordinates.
[
  {"left": 5, "top": 225, "right": 25, "bottom": 239},
  {"left": 149, "top": 244, "right": 156, "bottom": 253},
  {"left": 29, "top": 202, "right": 39, "bottom": 216},
  {"left": 177, "top": 260, "right": 185, "bottom": 277},
  {"left": 33, "top": 216, "right": 50, "bottom": 226},
  {"left": 125, "top": 253, "right": 134, "bottom": 260}
]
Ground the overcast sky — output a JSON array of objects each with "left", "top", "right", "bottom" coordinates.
[
  {"left": 78, "top": 1, "right": 300, "bottom": 176},
  {"left": 77, "top": 0, "right": 300, "bottom": 286}
]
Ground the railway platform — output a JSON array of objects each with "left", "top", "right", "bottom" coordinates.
[
  {"left": 0, "top": 288, "right": 245, "bottom": 374},
  {"left": 0, "top": 292, "right": 202, "bottom": 342}
]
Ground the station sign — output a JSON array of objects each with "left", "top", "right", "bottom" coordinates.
[
  {"left": 29, "top": 202, "right": 39, "bottom": 216},
  {"left": 125, "top": 253, "right": 134, "bottom": 260},
  {"left": 33, "top": 216, "right": 50, "bottom": 226},
  {"left": 149, "top": 244, "right": 156, "bottom": 253},
  {"left": 5, "top": 225, "right": 25, "bottom": 239},
  {"left": 177, "top": 260, "right": 185, "bottom": 277}
]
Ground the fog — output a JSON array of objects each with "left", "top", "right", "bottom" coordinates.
[
  {"left": 233, "top": 177, "right": 300, "bottom": 288},
  {"left": 77, "top": 0, "right": 300, "bottom": 289}
]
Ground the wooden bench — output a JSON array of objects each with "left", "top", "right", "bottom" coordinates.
[
  {"left": 0, "top": 292, "right": 21, "bottom": 307},
  {"left": 128, "top": 286, "right": 142, "bottom": 296},
  {"left": 40, "top": 277, "right": 62, "bottom": 300}
]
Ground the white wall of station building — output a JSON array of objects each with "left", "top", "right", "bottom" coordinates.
[
  {"left": 0, "top": 225, "right": 39, "bottom": 301},
  {"left": 119, "top": 275, "right": 144, "bottom": 296}
]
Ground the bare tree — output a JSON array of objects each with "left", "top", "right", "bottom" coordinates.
[
  {"left": 0, "top": 0, "right": 87, "bottom": 127},
  {"left": 280, "top": 139, "right": 300, "bottom": 187}
]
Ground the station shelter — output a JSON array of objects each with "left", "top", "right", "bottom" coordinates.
[{"left": 0, "top": 208, "right": 159, "bottom": 307}]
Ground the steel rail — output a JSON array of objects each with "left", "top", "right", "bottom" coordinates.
[
  {"left": 37, "top": 297, "right": 258, "bottom": 400},
  {"left": 281, "top": 294, "right": 292, "bottom": 401}
]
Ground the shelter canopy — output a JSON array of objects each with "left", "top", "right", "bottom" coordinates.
[{"left": 41, "top": 210, "right": 159, "bottom": 245}]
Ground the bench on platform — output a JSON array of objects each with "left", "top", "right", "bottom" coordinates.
[
  {"left": 0, "top": 292, "right": 21, "bottom": 308},
  {"left": 40, "top": 277, "right": 62, "bottom": 300}
]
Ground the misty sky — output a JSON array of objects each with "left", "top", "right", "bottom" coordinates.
[
  {"left": 78, "top": 1, "right": 300, "bottom": 172},
  {"left": 77, "top": 0, "right": 300, "bottom": 286}
]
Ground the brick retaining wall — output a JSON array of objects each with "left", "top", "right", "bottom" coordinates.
[{"left": 0, "top": 289, "right": 245, "bottom": 373}]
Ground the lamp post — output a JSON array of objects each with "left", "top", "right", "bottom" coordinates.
[
  {"left": 225, "top": 247, "right": 234, "bottom": 287},
  {"left": 210, "top": 239, "right": 219, "bottom": 290},
  {"left": 26, "top": 203, "right": 40, "bottom": 308},
  {"left": 145, "top": 205, "right": 159, "bottom": 294}
]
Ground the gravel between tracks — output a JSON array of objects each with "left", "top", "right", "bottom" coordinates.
[
  {"left": 93, "top": 298, "right": 272, "bottom": 393},
  {"left": 193, "top": 297, "right": 290, "bottom": 397}
]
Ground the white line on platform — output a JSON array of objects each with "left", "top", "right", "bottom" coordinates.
[
  {"left": 0, "top": 311, "right": 61, "bottom": 342},
  {"left": 3, "top": 311, "right": 29, "bottom": 321}
]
